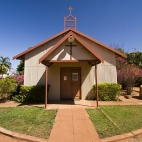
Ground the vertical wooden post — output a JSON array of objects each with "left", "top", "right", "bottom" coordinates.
[
  {"left": 75, "top": 17, "right": 76, "bottom": 29},
  {"left": 45, "top": 66, "right": 48, "bottom": 109},
  {"left": 95, "top": 64, "right": 99, "bottom": 108},
  {"left": 64, "top": 17, "right": 65, "bottom": 30}
]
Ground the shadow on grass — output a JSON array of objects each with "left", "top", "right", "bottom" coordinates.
[
  {"left": 17, "top": 100, "right": 97, "bottom": 108},
  {"left": 17, "top": 100, "right": 75, "bottom": 106}
]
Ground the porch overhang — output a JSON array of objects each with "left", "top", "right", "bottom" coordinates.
[
  {"left": 39, "top": 31, "right": 104, "bottom": 67},
  {"left": 41, "top": 59, "right": 101, "bottom": 67}
]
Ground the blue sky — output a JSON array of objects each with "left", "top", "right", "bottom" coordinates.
[{"left": 0, "top": 0, "right": 142, "bottom": 70}]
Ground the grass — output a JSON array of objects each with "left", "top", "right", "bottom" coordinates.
[
  {"left": 86, "top": 105, "right": 142, "bottom": 138},
  {"left": 0, "top": 107, "right": 57, "bottom": 139}
]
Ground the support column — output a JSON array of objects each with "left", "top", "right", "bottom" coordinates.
[
  {"left": 45, "top": 66, "right": 48, "bottom": 109},
  {"left": 70, "top": 42, "right": 72, "bottom": 60},
  {"left": 95, "top": 64, "right": 99, "bottom": 108},
  {"left": 140, "top": 85, "right": 142, "bottom": 99}
]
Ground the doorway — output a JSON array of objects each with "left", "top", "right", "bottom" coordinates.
[{"left": 60, "top": 67, "right": 81, "bottom": 99}]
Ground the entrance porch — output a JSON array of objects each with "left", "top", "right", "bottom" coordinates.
[{"left": 44, "top": 61, "right": 100, "bottom": 109}]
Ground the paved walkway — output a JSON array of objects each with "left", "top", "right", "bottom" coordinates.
[
  {"left": 48, "top": 108, "right": 101, "bottom": 142},
  {"left": 0, "top": 133, "right": 27, "bottom": 142}
]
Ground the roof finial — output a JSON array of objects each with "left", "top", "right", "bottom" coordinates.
[
  {"left": 68, "top": 6, "right": 73, "bottom": 15},
  {"left": 64, "top": 7, "right": 76, "bottom": 29}
]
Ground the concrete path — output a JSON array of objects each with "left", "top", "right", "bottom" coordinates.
[
  {"left": 0, "top": 133, "right": 27, "bottom": 142},
  {"left": 48, "top": 108, "right": 101, "bottom": 142}
]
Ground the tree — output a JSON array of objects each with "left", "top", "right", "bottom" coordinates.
[
  {"left": 114, "top": 46, "right": 142, "bottom": 69},
  {"left": 110, "top": 43, "right": 126, "bottom": 53},
  {"left": 0, "top": 56, "right": 11, "bottom": 77},
  {"left": 127, "top": 51, "right": 142, "bottom": 69},
  {"left": 16, "top": 60, "right": 24, "bottom": 74}
]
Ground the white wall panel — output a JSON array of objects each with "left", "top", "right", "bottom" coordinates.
[
  {"left": 24, "top": 36, "right": 62, "bottom": 85},
  {"left": 37, "top": 66, "right": 46, "bottom": 85},
  {"left": 72, "top": 41, "right": 97, "bottom": 60},
  {"left": 46, "top": 42, "right": 70, "bottom": 60},
  {"left": 96, "top": 64, "right": 117, "bottom": 84}
]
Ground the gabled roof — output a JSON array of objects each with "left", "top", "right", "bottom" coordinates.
[
  {"left": 13, "top": 28, "right": 127, "bottom": 60},
  {"left": 39, "top": 31, "right": 104, "bottom": 63}
]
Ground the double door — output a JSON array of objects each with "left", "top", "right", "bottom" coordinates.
[{"left": 60, "top": 67, "right": 81, "bottom": 99}]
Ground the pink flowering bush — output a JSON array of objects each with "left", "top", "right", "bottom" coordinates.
[
  {"left": 11, "top": 74, "right": 24, "bottom": 85},
  {"left": 117, "top": 57, "right": 142, "bottom": 94}
]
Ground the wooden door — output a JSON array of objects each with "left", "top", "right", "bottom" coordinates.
[{"left": 60, "top": 67, "right": 81, "bottom": 99}]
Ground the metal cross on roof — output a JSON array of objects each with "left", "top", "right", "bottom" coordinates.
[
  {"left": 68, "top": 6, "right": 73, "bottom": 15},
  {"left": 64, "top": 6, "right": 76, "bottom": 29}
]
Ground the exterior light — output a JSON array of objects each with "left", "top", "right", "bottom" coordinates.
[{"left": 68, "top": 36, "right": 74, "bottom": 42}]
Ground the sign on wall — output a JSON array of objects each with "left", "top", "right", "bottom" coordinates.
[{"left": 72, "top": 73, "right": 78, "bottom": 81}]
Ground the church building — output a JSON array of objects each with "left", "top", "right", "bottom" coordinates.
[{"left": 13, "top": 7, "right": 126, "bottom": 107}]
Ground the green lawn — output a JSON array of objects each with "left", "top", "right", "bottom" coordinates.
[
  {"left": 0, "top": 107, "right": 57, "bottom": 139},
  {"left": 86, "top": 105, "right": 142, "bottom": 138}
]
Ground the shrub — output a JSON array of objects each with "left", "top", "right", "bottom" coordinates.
[
  {"left": 7, "top": 74, "right": 24, "bottom": 100},
  {"left": 0, "top": 77, "right": 17, "bottom": 100},
  {"left": 93, "top": 83, "right": 121, "bottom": 101},
  {"left": 12, "top": 85, "right": 50, "bottom": 103}
]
